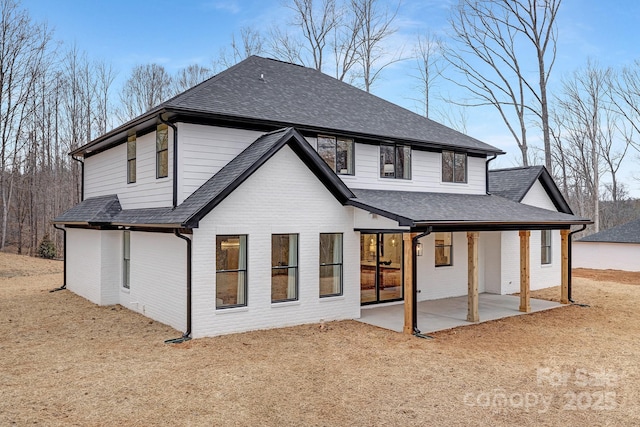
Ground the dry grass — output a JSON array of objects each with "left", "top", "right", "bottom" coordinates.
[{"left": 1, "top": 252, "right": 639, "bottom": 426}]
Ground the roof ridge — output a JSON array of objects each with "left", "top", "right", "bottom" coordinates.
[{"left": 490, "top": 165, "right": 543, "bottom": 172}]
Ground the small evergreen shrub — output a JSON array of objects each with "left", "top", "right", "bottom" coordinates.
[{"left": 37, "top": 234, "right": 57, "bottom": 259}]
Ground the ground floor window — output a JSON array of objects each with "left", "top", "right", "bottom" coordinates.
[
  {"left": 271, "top": 234, "right": 298, "bottom": 302},
  {"left": 216, "top": 235, "right": 247, "bottom": 308},
  {"left": 541, "top": 230, "right": 552, "bottom": 264},
  {"left": 319, "top": 233, "right": 343, "bottom": 297},
  {"left": 122, "top": 231, "right": 130, "bottom": 289},
  {"left": 435, "top": 232, "right": 453, "bottom": 267}
]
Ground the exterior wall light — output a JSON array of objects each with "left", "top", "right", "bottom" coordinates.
[{"left": 416, "top": 242, "right": 423, "bottom": 256}]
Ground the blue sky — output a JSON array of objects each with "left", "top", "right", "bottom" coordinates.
[{"left": 24, "top": 0, "right": 640, "bottom": 195}]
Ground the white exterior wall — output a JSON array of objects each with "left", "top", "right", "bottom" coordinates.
[
  {"left": 191, "top": 146, "right": 360, "bottom": 338},
  {"left": 84, "top": 130, "right": 173, "bottom": 209},
  {"left": 573, "top": 242, "right": 640, "bottom": 272},
  {"left": 521, "top": 181, "right": 557, "bottom": 210},
  {"left": 337, "top": 142, "right": 487, "bottom": 194},
  {"left": 100, "top": 230, "right": 122, "bottom": 305},
  {"left": 119, "top": 232, "right": 187, "bottom": 332},
  {"left": 177, "top": 124, "right": 264, "bottom": 204},
  {"left": 353, "top": 208, "right": 409, "bottom": 230},
  {"left": 66, "top": 228, "right": 103, "bottom": 304},
  {"left": 416, "top": 232, "right": 488, "bottom": 300}
]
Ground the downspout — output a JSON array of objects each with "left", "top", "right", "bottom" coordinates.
[
  {"left": 485, "top": 154, "right": 498, "bottom": 194},
  {"left": 166, "top": 229, "right": 192, "bottom": 343},
  {"left": 412, "top": 227, "right": 432, "bottom": 338},
  {"left": 49, "top": 224, "right": 67, "bottom": 292},
  {"left": 159, "top": 115, "right": 178, "bottom": 208},
  {"left": 568, "top": 224, "right": 588, "bottom": 305},
  {"left": 71, "top": 155, "right": 84, "bottom": 201}
]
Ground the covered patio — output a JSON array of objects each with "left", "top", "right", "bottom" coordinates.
[
  {"left": 358, "top": 294, "right": 562, "bottom": 333},
  {"left": 348, "top": 189, "right": 592, "bottom": 336}
]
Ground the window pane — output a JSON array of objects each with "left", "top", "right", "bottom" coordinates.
[
  {"left": 216, "top": 235, "right": 246, "bottom": 271},
  {"left": 156, "top": 125, "right": 168, "bottom": 151},
  {"left": 380, "top": 145, "right": 395, "bottom": 177},
  {"left": 123, "top": 231, "right": 130, "bottom": 289},
  {"left": 157, "top": 150, "right": 168, "bottom": 178},
  {"left": 318, "top": 136, "right": 336, "bottom": 172},
  {"left": 435, "top": 232, "right": 453, "bottom": 266},
  {"left": 127, "top": 139, "right": 136, "bottom": 160},
  {"left": 216, "top": 271, "right": 246, "bottom": 307},
  {"left": 320, "top": 233, "right": 343, "bottom": 297},
  {"left": 454, "top": 153, "right": 466, "bottom": 182},
  {"left": 442, "top": 151, "right": 454, "bottom": 182},
  {"left": 272, "top": 234, "right": 298, "bottom": 302},
  {"left": 396, "top": 145, "right": 411, "bottom": 179},
  {"left": 128, "top": 159, "right": 136, "bottom": 183},
  {"left": 336, "top": 138, "right": 354, "bottom": 175}
]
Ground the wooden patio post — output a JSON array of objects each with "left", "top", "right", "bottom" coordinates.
[
  {"left": 519, "top": 230, "right": 531, "bottom": 312},
  {"left": 561, "top": 229, "right": 570, "bottom": 304},
  {"left": 467, "top": 232, "right": 479, "bottom": 322},
  {"left": 403, "top": 233, "right": 417, "bottom": 334}
]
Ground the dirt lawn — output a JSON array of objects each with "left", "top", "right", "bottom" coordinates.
[{"left": 1, "top": 253, "right": 639, "bottom": 426}]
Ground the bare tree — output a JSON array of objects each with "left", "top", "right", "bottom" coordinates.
[
  {"left": 117, "top": 63, "right": 174, "bottom": 123},
  {"left": 285, "top": 0, "right": 339, "bottom": 71},
  {"left": 94, "top": 60, "right": 117, "bottom": 135},
  {"left": 218, "top": 27, "right": 265, "bottom": 68},
  {"left": 0, "top": 0, "right": 51, "bottom": 249},
  {"left": 554, "top": 61, "right": 630, "bottom": 233},
  {"left": 411, "top": 32, "right": 445, "bottom": 118},
  {"left": 267, "top": 26, "right": 306, "bottom": 65},
  {"left": 444, "top": 0, "right": 561, "bottom": 168},
  {"left": 173, "top": 64, "right": 214, "bottom": 94},
  {"left": 351, "top": 0, "right": 400, "bottom": 92}
]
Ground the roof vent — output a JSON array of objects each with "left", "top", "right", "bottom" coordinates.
[{"left": 259, "top": 73, "right": 264, "bottom": 81}]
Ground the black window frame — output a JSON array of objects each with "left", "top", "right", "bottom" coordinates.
[
  {"left": 156, "top": 124, "right": 169, "bottom": 179},
  {"left": 380, "top": 144, "right": 411, "bottom": 179},
  {"left": 122, "top": 231, "right": 131, "bottom": 289},
  {"left": 317, "top": 135, "right": 355, "bottom": 175},
  {"left": 216, "top": 235, "right": 248, "bottom": 309},
  {"left": 442, "top": 151, "right": 467, "bottom": 183},
  {"left": 435, "top": 232, "right": 453, "bottom": 267},
  {"left": 541, "top": 230, "right": 552, "bottom": 265},
  {"left": 271, "top": 233, "right": 299, "bottom": 303},
  {"left": 127, "top": 135, "right": 136, "bottom": 184},
  {"left": 319, "top": 233, "right": 344, "bottom": 298}
]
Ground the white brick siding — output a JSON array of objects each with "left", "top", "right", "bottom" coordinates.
[{"left": 191, "top": 145, "right": 360, "bottom": 338}]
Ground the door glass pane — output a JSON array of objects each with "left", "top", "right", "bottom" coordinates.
[
  {"left": 379, "top": 234, "right": 402, "bottom": 301},
  {"left": 360, "top": 234, "right": 377, "bottom": 303}
]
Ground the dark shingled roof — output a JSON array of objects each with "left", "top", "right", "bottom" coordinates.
[
  {"left": 73, "top": 56, "right": 503, "bottom": 157},
  {"left": 53, "top": 195, "right": 121, "bottom": 224},
  {"left": 578, "top": 217, "right": 640, "bottom": 243},
  {"left": 348, "top": 188, "right": 590, "bottom": 230},
  {"left": 489, "top": 166, "right": 544, "bottom": 202},
  {"left": 488, "top": 166, "right": 573, "bottom": 214},
  {"left": 54, "top": 128, "right": 354, "bottom": 227}
]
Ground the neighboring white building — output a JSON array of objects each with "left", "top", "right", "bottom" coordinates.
[
  {"left": 573, "top": 218, "right": 640, "bottom": 272},
  {"left": 54, "top": 56, "right": 589, "bottom": 339}
]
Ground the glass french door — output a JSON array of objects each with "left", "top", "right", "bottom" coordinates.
[{"left": 360, "top": 233, "right": 403, "bottom": 304}]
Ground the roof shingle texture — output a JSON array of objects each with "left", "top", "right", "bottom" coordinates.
[
  {"left": 160, "top": 56, "right": 501, "bottom": 154},
  {"left": 488, "top": 166, "right": 544, "bottom": 202},
  {"left": 578, "top": 217, "right": 640, "bottom": 243},
  {"left": 350, "top": 188, "right": 588, "bottom": 225}
]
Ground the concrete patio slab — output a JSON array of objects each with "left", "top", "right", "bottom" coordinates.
[{"left": 358, "top": 293, "right": 562, "bottom": 333}]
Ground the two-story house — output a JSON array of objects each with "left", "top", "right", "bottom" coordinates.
[{"left": 53, "top": 56, "right": 589, "bottom": 340}]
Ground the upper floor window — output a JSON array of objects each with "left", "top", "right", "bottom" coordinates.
[
  {"left": 435, "top": 232, "right": 453, "bottom": 267},
  {"left": 156, "top": 124, "right": 169, "bottom": 179},
  {"left": 271, "top": 234, "right": 299, "bottom": 303},
  {"left": 541, "top": 230, "right": 552, "bottom": 265},
  {"left": 318, "top": 135, "right": 354, "bottom": 175},
  {"left": 380, "top": 144, "right": 411, "bottom": 179},
  {"left": 442, "top": 151, "right": 466, "bottom": 183},
  {"left": 127, "top": 135, "right": 136, "bottom": 184}
]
